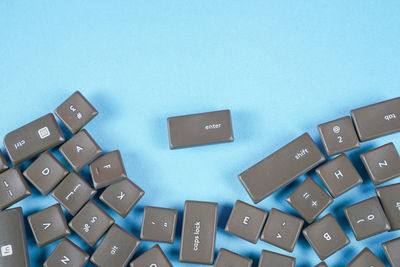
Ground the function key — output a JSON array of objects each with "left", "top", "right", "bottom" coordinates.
[{"left": 140, "top": 206, "right": 178, "bottom": 244}]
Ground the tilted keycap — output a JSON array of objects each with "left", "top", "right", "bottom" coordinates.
[
  {"left": 346, "top": 248, "right": 385, "bottom": 267},
  {"left": 258, "top": 250, "right": 296, "bottom": 267},
  {"left": 0, "top": 167, "right": 31, "bottom": 210},
  {"left": 0, "top": 151, "right": 9, "bottom": 173},
  {"left": 130, "top": 244, "right": 172, "bottom": 267},
  {"left": 4, "top": 113, "right": 65, "bottom": 164},
  {"left": 382, "top": 236, "right": 400, "bottom": 267},
  {"left": 214, "top": 248, "right": 253, "bottom": 267},
  {"left": 140, "top": 206, "right": 178, "bottom": 243},
  {"left": 375, "top": 182, "right": 400, "bottom": 230},
  {"left": 43, "top": 238, "right": 89, "bottom": 267}
]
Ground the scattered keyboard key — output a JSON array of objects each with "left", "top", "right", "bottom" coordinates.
[
  {"left": 239, "top": 133, "right": 325, "bottom": 203},
  {"left": 4, "top": 113, "right": 65, "bottom": 165},
  {"left": 225, "top": 200, "right": 268, "bottom": 244},
  {"left": 89, "top": 150, "right": 127, "bottom": 189},
  {"left": 90, "top": 224, "right": 141, "bottom": 267},
  {"left": 260, "top": 208, "right": 304, "bottom": 252},
  {"left": 0, "top": 150, "right": 9, "bottom": 173},
  {"left": 343, "top": 197, "right": 390, "bottom": 241},
  {"left": 27, "top": 204, "right": 70, "bottom": 248},
  {"left": 346, "top": 247, "right": 385, "bottom": 267},
  {"left": 286, "top": 177, "right": 333, "bottom": 224},
  {"left": 351, "top": 97, "right": 400, "bottom": 141},
  {"left": 360, "top": 142, "right": 400, "bottom": 185},
  {"left": 318, "top": 116, "right": 360, "bottom": 157},
  {"left": 59, "top": 129, "right": 102, "bottom": 172},
  {"left": 23, "top": 151, "right": 68, "bottom": 195},
  {"left": 303, "top": 214, "right": 350, "bottom": 260},
  {"left": 167, "top": 110, "right": 234, "bottom": 149},
  {"left": 0, "top": 167, "right": 32, "bottom": 210},
  {"left": 140, "top": 206, "right": 178, "bottom": 243},
  {"left": 52, "top": 172, "right": 96, "bottom": 215},
  {"left": 69, "top": 200, "right": 114, "bottom": 246},
  {"left": 375, "top": 182, "right": 400, "bottom": 230},
  {"left": 258, "top": 250, "right": 296, "bottom": 267},
  {"left": 315, "top": 153, "right": 363, "bottom": 198},
  {"left": 0, "top": 207, "right": 30, "bottom": 267},
  {"left": 99, "top": 178, "right": 144, "bottom": 218},
  {"left": 180, "top": 200, "right": 218, "bottom": 264},
  {"left": 54, "top": 91, "right": 98, "bottom": 134},
  {"left": 314, "top": 262, "right": 328, "bottom": 267},
  {"left": 43, "top": 238, "right": 89, "bottom": 267},
  {"left": 214, "top": 248, "right": 253, "bottom": 267},
  {"left": 130, "top": 244, "right": 172, "bottom": 267},
  {"left": 382, "top": 236, "right": 400, "bottom": 267}
]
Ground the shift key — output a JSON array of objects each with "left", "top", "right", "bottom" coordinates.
[{"left": 239, "top": 133, "right": 325, "bottom": 203}]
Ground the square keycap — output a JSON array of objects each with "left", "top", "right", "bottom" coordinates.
[
  {"left": 315, "top": 153, "right": 363, "bottom": 198},
  {"left": 99, "top": 178, "right": 144, "bottom": 218},
  {"left": 140, "top": 206, "right": 178, "bottom": 243},
  {"left": 59, "top": 129, "right": 102, "bottom": 172},
  {"left": 27, "top": 204, "right": 70, "bottom": 248},
  {"left": 0, "top": 150, "right": 9, "bottom": 173},
  {"left": 303, "top": 214, "right": 350, "bottom": 260},
  {"left": 55, "top": 91, "right": 98, "bottom": 134},
  {"left": 314, "top": 262, "right": 328, "bottom": 267},
  {"left": 0, "top": 167, "right": 31, "bottom": 210},
  {"left": 23, "top": 151, "right": 68, "bottom": 195},
  {"left": 214, "top": 248, "right": 253, "bottom": 267},
  {"left": 258, "top": 250, "right": 296, "bottom": 267},
  {"left": 318, "top": 116, "right": 360, "bottom": 157},
  {"left": 346, "top": 248, "right": 385, "bottom": 267},
  {"left": 43, "top": 238, "right": 89, "bottom": 267},
  {"left": 260, "top": 208, "right": 304, "bottom": 252},
  {"left": 286, "top": 177, "right": 333, "bottom": 223},
  {"left": 52, "top": 172, "right": 97, "bottom": 215},
  {"left": 69, "top": 200, "right": 114, "bottom": 246},
  {"left": 360, "top": 142, "right": 400, "bottom": 185},
  {"left": 376, "top": 183, "right": 400, "bottom": 230},
  {"left": 343, "top": 197, "right": 390, "bottom": 241},
  {"left": 382, "top": 237, "right": 400, "bottom": 267},
  {"left": 90, "top": 224, "right": 141, "bottom": 267},
  {"left": 130, "top": 244, "right": 172, "bottom": 267},
  {"left": 225, "top": 200, "right": 268, "bottom": 243},
  {"left": 89, "top": 150, "right": 127, "bottom": 189}
]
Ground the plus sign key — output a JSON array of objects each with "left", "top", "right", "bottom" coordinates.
[
  {"left": 141, "top": 206, "right": 178, "bottom": 243},
  {"left": 43, "top": 238, "right": 89, "bottom": 267},
  {"left": 376, "top": 182, "right": 400, "bottom": 230},
  {"left": 90, "top": 150, "right": 127, "bottom": 189}
]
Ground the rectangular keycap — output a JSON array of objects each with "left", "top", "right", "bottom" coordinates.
[
  {"left": 167, "top": 110, "right": 234, "bottom": 149},
  {"left": 382, "top": 237, "right": 400, "bottom": 267},
  {"left": 130, "top": 245, "right": 172, "bottom": 267},
  {"left": 239, "top": 133, "right": 325, "bottom": 203},
  {"left": 43, "top": 238, "right": 89, "bottom": 267},
  {"left": 375, "top": 183, "right": 400, "bottom": 230},
  {"left": 180, "top": 200, "right": 218, "bottom": 265},
  {"left": 258, "top": 250, "right": 296, "bottom": 267},
  {"left": 0, "top": 207, "right": 30, "bottom": 267},
  {"left": 351, "top": 97, "right": 400, "bottom": 141},
  {"left": 0, "top": 167, "right": 32, "bottom": 210},
  {"left": 214, "top": 248, "right": 253, "bottom": 267},
  {"left": 4, "top": 113, "right": 65, "bottom": 165}
]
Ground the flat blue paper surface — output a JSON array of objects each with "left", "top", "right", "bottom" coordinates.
[{"left": 1, "top": 1, "right": 400, "bottom": 266}]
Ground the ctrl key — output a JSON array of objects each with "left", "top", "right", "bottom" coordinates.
[{"left": 43, "top": 238, "right": 89, "bottom": 267}]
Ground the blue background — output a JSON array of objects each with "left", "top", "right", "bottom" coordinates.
[{"left": 1, "top": 1, "right": 400, "bottom": 266}]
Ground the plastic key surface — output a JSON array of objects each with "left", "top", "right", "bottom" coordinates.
[
  {"left": 258, "top": 250, "right": 295, "bottom": 267},
  {"left": 0, "top": 151, "right": 9, "bottom": 173},
  {"left": 346, "top": 247, "right": 385, "bottom": 267},
  {"left": 140, "top": 206, "right": 178, "bottom": 243},
  {"left": 382, "top": 236, "right": 400, "bottom": 267},
  {"left": 130, "top": 244, "right": 172, "bottom": 267},
  {"left": 214, "top": 248, "right": 253, "bottom": 267},
  {"left": 375, "top": 182, "right": 400, "bottom": 231},
  {"left": 0, "top": 167, "right": 32, "bottom": 210},
  {"left": 43, "top": 238, "right": 89, "bottom": 267}
]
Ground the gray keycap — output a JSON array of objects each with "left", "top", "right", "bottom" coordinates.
[
  {"left": 55, "top": 91, "right": 98, "bottom": 134},
  {"left": 27, "top": 204, "right": 70, "bottom": 248},
  {"left": 360, "top": 142, "right": 400, "bottom": 185},
  {"left": 4, "top": 113, "right": 65, "bottom": 165},
  {"left": 351, "top": 97, "right": 400, "bottom": 141},
  {"left": 343, "top": 197, "right": 390, "bottom": 241},
  {"left": 382, "top": 236, "right": 400, "bottom": 267},
  {"left": 99, "top": 178, "right": 144, "bottom": 218},
  {"left": 225, "top": 200, "right": 268, "bottom": 244},
  {"left": 130, "top": 244, "right": 172, "bottom": 267},
  {"left": 314, "top": 262, "right": 328, "bottom": 267},
  {"left": 0, "top": 207, "right": 30, "bottom": 267},
  {"left": 318, "top": 116, "right": 360, "bottom": 157},
  {"left": 346, "top": 247, "right": 385, "bottom": 267},
  {"left": 69, "top": 200, "right": 114, "bottom": 246},
  {"left": 286, "top": 177, "right": 333, "bottom": 224},
  {"left": 43, "top": 238, "right": 89, "bottom": 267},
  {"left": 89, "top": 150, "right": 127, "bottom": 189},
  {"left": 0, "top": 151, "right": 9, "bottom": 173},
  {"left": 180, "top": 200, "right": 218, "bottom": 264},
  {"left": 260, "top": 208, "right": 304, "bottom": 252},
  {"left": 303, "top": 214, "right": 350, "bottom": 260},
  {"left": 239, "top": 133, "right": 325, "bottom": 203},
  {"left": 0, "top": 167, "right": 31, "bottom": 210},
  {"left": 167, "top": 110, "right": 234, "bottom": 149},
  {"left": 258, "top": 250, "right": 295, "bottom": 267},
  {"left": 214, "top": 248, "right": 253, "bottom": 267},
  {"left": 375, "top": 183, "right": 400, "bottom": 230},
  {"left": 140, "top": 206, "right": 178, "bottom": 243},
  {"left": 23, "top": 151, "right": 68, "bottom": 195},
  {"left": 90, "top": 224, "right": 141, "bottom": 267},
  {"left": 315, "top": 153, "right": 363, "bottom": 198},
  {"left": 52, "top": 172, "right": 96, "bottom": 215},
  {"left": 59, "top": 129, "right": 102, "bottom": 172}
]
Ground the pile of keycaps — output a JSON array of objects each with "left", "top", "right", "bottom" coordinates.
[{"left": 0, "top": 92, "right": 399, "bottom": 267}]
